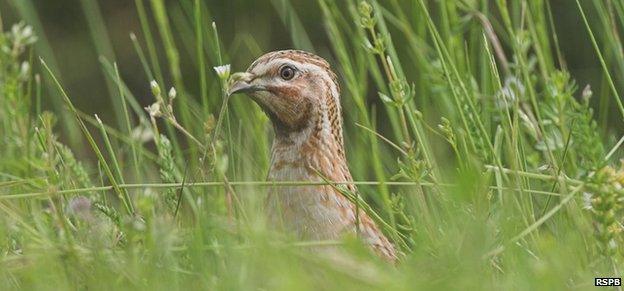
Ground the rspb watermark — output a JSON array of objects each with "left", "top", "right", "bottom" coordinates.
[{"left": 595, "top": 278, "right": 622, "bottom": 287}]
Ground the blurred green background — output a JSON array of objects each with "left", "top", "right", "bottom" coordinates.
[
  {"left": 2, "top": 1, "right": 319, "bottom": 121},
  {"left": 0, "top": 0, "right": 611, "bottom": 130}
]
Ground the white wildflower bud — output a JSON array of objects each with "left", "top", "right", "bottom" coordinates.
[
  {"left": 150, "top": 80, "right": 161, "bottom": 97},
  {"left": 20, "top": 62, "right": 30, "bottom": 74},
  {"left": 145, "top": 102, "right": 162, "bottom": 117},
  {"left": 22, "top": 25, "right": 33, "bottom": 39},
  {"left": 19, "top": 62, "right": 30, "bottom": 80},
  {"left": 213, "top": 64, "right": 231, "bottom": 80},
  {"left": 582, "top": 84, "right": 592, "bottom": 103},
  {"left": 168, "top": 87, "right": 177, "bottom": 101}
]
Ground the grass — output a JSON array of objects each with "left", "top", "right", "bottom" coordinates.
[{"left": 1, "top": 0, "right": 624, "bottom": 290}]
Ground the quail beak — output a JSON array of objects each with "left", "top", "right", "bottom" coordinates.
[{"left": 227, "top": 72, "right": 264, "bottom": 96}]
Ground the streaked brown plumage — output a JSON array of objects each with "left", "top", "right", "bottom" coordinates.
[{"left": 229, "top": 50, "right": 397, "bottom": 262}]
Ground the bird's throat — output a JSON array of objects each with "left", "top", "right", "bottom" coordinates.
[{"left": 268, "top": 119, "right": 349, "bottom": 183}]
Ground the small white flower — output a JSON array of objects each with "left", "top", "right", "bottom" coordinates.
[
  {"left": 213, "top": 64, "right": 231, "bottom": 80},
  {"left": 150, "top": 80, "right": 161, "bottom": 96},
  {"left": 20, "top": 62, "right": 30, "bottom": 74},
  {"left": 19, "top": 61, "right": 30, "bottom": 80},
  {"left": 168, "top": 87, "right": 177, "bottom": 101},
  {"left": 22, "top": 25, "right": 33, "bottom": 39},
  {"left": 582, "top": 84, "right": 592, "bottom": 102},
  {"left": 145, "top": 102, "right": 162, "bottom": 117},
  {"left": 10, "top": 23, "right": 37, "bottom": 47}
]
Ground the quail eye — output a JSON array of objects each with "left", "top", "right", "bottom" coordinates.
[{"left": 279, "top": 66, "right": 295, "bottom": 80}]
